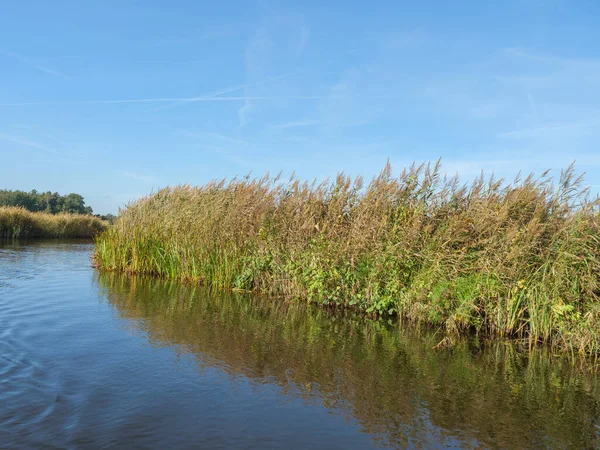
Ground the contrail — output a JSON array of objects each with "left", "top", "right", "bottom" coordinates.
[
  {"left": 0, "top": 49, "right": 72, "bottom": 79},
  {"left": 148, "top": 72, "right": 296, "bottom": 112},
  {"left": 0, "top": 132, "right": 56, "bottom": 154},
  {"left": 0, "top": 95, "right": 399, "bottom": 107}
]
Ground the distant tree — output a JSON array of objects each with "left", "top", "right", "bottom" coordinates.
[
  {"left": 95, "top": 213, "right": 116, "bottom": 224},
  {"left": 0, "top": 189, "right": 94, "bottom": 215},
  {"left": 44, "top": 192, "right": 60, "bottom": 213},
  {"left": 61, "top": 193, "right": 92, "bottom": 214}
]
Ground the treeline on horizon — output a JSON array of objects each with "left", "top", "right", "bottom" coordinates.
[
  {"left": 0, "top": 189, "right": 115, "bottom": 223},
  {"left": 0, "top": 189, "right": 93, "bottom": 215}
]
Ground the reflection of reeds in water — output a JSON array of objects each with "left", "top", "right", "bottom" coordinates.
[
  {"left": 97, "top": 271, "right": 600, "bottom": 449},
  {"left": 94, "top": 162, "right": 600, "bottom": 354},
  {"left": 0, "top": 207, "right": 106, "bottom": 238}
]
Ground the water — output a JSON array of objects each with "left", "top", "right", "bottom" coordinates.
[{"left": 1, "top": 240, "right": 599, "bottom": 449}]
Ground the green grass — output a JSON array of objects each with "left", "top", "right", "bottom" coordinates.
[
  {"left": 94, "top": 161, "right": 600, "bottom": 354},
  {"left": 0, "top": 206, "right": 107, "bottom": 238}
]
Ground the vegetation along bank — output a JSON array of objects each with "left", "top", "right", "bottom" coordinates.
[
  {"left": 0, "top": 207, "right": 107, "bottom": 238},
  {"left": 0, "top": 188, "right": 116, "bottom": 223},
  {"left": 94, "top": 161, "right": 600, "bottom": 354}
]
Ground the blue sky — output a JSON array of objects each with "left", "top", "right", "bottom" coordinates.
[{"left": 1, "top": 0, "right": 599, "bottom": 214}]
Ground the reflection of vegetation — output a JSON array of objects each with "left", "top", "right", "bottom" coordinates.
[
  {"left": 95, "top": 162, "right": 600, "bottom": 354},
  {"left": 0, "top": 207, "right": 106, "bottom": 238},
  {"left": 98, "top": 272, "right": 600, "bottom": 449}
]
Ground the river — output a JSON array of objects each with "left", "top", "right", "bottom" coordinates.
[{"left": 1, "top": 239, "right": 599, "bottom": 449}]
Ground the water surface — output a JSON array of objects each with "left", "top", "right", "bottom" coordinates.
[{"left": 1, "top": 240, "right": 599, "bottom": 448}]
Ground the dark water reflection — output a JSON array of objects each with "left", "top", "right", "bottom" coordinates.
[{"left": 1, "top": 240, "right": 600, "bottom": 449}]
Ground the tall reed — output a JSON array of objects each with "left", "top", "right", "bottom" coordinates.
[
  {"left": 0, "top": 207, "right": 107, "bottom": 238},
  {"left": 94, "top": 161, "right": 600, "bottom": 354}
]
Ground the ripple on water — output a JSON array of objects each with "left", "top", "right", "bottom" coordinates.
[
  {"left": 0, "top": 240, "right": 96, "bottom": 447},
  {"left": 1, "top": 240, "right": 600, "bottom": 449}
]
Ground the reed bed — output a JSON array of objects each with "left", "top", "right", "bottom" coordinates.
[
  {"left": 94, "top": 161, "right": 600, "bottom": 354},
  {"left": 0, "top": 207, "right": 107, "bottom": 238}
]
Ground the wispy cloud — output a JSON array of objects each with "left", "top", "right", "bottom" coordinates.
[
  {"left": 31, "top": 158, "right": 87, "bottom": 166},
  {"left": 503, "top": 47, "right": 600, "bottom": 69},
  {"left": 317, "top": 68, "right": 388, "bottom": 128},
  {"left": 209, "top": 147, "right": 255, "bottom": 167},
  {"left": 148, "top": 83, "right": 248, "bottom": 112},
  {"left": 181, "top": 139, "right": 254, "bottom": 167},
  {"left": 0, "top": 94, "right": 405, "bottom": 108},
  {"left": 154, "top": 24, "right": 244, "bottom": 46},
  {"left": 150, "top": 72, "right": 295, "bottom": 112},
  {"left": 0, "top": 132, "right": 55, "bottom": 153},
  {"left": 0, "top": 49, "right": 72, "bottom": 79},
  {"left": 122, "top": 171, "right": 159, "bottom": 183},
  {"left": 494, "top": 74, "right": 557, "bottom": 89},
  {"left": 37, "top": 132, "right": 65, "bottom": 145},
  {"left": 498, "top": 120, "right": 600, "bottom": 140},
  {"left": 130, "top": 60, "right": 206, "bottom": 65},
  {"left": 296, "top": 26, "right": 311, "bottom": 53},
  {"left": 527, "top": 89, "right": 538, "bottom": 122},
  {"left": 0, "top": 129, "right": 89, "bottom": 166},
  {"left": 180, "top": 130, "right": 258, "bottom": 166},
  {"left": 0, "top": 98, "right": 183, "bottom": 107},
  {"left": 239, "top": 28, "right": 275, "bottom": 127},
  {"left": 272, "top": 120, "right": 318, "bottom": 131},
  {"left": 180, "top": 130, "right": 248, "bottom": 145},
  {"left": 237, "top": 15, "right": 313, "bottom": 126}
]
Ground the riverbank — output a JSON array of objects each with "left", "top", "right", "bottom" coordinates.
[
  {"left": 3, "top": 239, "right": 598, "bottom": 448},
  {"left": 94, "top": 162, "right": 600, "bottom": 354},
  {"left": 0, "top": 207, "right": 107, "bottom": 238}
]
